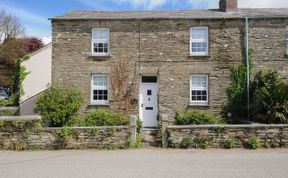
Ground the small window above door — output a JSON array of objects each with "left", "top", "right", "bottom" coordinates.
[{"left": 142, "top": 76, "right": 157, "bottom": 83}]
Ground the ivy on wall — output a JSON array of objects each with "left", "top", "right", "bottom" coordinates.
[
  {"left": 9, "top": 55, "right": 30, "bottom": 106},
  {"left": 224, "top": 49, "right": 253, "bottom": 118}
]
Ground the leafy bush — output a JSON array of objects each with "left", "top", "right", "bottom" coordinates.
[
  {"left": 246, "top": 137, "right": 261, "bottom": 149},
  {"left": 136, "top": 118, "right": 143, "bottom": 134},
  {"left": 180, "top": 137, "right": 193, "bottom": 149},
  {"left": 36, "top": 86, "right": 83, "bottom": 127},
  {"left": 175, "top": 110, "right": 225, "bottom": 125},
  {"left": 193, "top": 136, "right": 210, "bottom": 149},
  {"left": 58, "top": 126, "right": 71, "bottom": 141},
  {"left": 250, "top": 71, "right": 288, "bottom": 124},
  {"left": 81, "top": 109, "right": 130, "bottom": 126},
  {"left": 134, "top": 134, "right": 143, "bottom": 148},
  {"left": 224, "top": 139, "right": 236, "bottom": 149}
]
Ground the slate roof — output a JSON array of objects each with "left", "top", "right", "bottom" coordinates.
[{"left": 51, "top": 8, "right": 288, "bottom": 20}]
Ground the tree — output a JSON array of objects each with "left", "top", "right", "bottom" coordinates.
[
  {"left": 0, "top": 9, "right": 25, "bottom": 43},
  {"left": 20, "top": 37, "right": 44, "bottom": 53},
  {"left": 110, "top": 58, "right": 137, "bottom": 113},
  {"left": 0, "top": 38, "right": 27, "bottom": 86}
]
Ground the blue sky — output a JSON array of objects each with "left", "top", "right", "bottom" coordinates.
[{"left": 1, "top": 0, "right": 288, "bottom": 44}]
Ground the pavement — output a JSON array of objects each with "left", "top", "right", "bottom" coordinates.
[{"left": 0, "top": 148, "right": 288, "bottom": 178}]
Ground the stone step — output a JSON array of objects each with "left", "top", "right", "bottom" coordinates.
[
  {"left": 141, "top": 127, "right": 162, "bottom": 147},
  {"left": 142, "top": 127, "right": 159, "bottom": 136}
]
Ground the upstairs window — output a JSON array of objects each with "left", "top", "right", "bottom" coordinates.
[
  {"left": 190, "top": 75, "right": 209, "bottom": 105},
  {"left": 190, "top": 27, "right": 209, "bottom": 56},
  {"left": 91, "top": 74, "right": 109, "bottom": 105},
  {"left": 92, "top": 28, "right": 109, "bottom": 56}
]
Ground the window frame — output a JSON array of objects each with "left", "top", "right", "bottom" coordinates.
[
  {"left": 190, "top": 27, "right": 209, "bottom": 56},
  {"left": 189, "top": 75, "right": 209, "bottom": 106},
  {"left": 90, "top": 74, "right": 109, "bottom": 105},
  {"left": 91, "top": 28, "right": 110, "bottom": 56}
]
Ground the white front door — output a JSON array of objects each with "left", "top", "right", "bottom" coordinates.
[{"left": 139, "top": 76, "right": 158, "bottom": 127}]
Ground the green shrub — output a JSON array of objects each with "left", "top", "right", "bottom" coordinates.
[
  {"left": 224, "top": 49, "right": 253, "bottom": 118},
  {"left": 180, "top": 137, "right": 193, "bottom": 149},
  {"left": 0, "top": 107, "right": 18, "bottom": 116},
  {"left": 193, "top": 136, "right": 210, "bottom": 149},
  {"left": 175, "top": 110, "right": 225, "bottom": 125},
  {"left": 247, "top": 137, "right": 261, "bottom": 149},
  {"left": 36, "top": 86, "right": 83, "bottom": 127},
  {"left": 134, "top": 134, "right": 143, "bottom": 148},
  {"left": 81, "top": 109, "right": 130, "bottom": 126},
  {"left": 224, "top": 139, "right": 236, "bottom": 149},
  {"left": 136, "top": 118, "right": 143, "bottom": 134},
  {"left": 58, "top": 126, "right": 71, "bottom": 140},
  {"left": 250, "top": 71, "right": 288, "bottom": 124}
]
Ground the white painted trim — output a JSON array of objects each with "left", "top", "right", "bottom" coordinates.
[
  {"left": 90, "top": 74, "right": 109, "bottom": 105},
  {"left": 91, "top": 28, "right": 110, "bottom": 56},
  {"left": 190, "top": 26, "right": 209, "bottom": 56},
  {"left": 190, "top": 75, "right": 209, "bottom": 105}
]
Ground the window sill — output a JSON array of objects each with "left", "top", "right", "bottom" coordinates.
[
  {"left": 89, "top": 102, "right": 110, "bottom": 106},
  {"left": 187, "top": 55, "right": 210, "bottom": 59},
  {"left": 189, "top": 103, "right": 210, "bottom": 107},
  {"left": 87, "top": 54, "right": 111, "bottom": 61}
]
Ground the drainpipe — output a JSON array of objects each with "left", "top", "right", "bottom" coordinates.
[{"left": 245, "top": 17, "right": 250, "bottom": 120}]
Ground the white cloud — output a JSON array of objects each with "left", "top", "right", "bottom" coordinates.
[
  {"left": 41, "top": 36, "right": 52, "bottom": 44},
  {"left": 0, "top": 2, "right": 49, "bottom": 25},
  {"left": 239, "top": 0, "right": 288, "bottom": 8}
]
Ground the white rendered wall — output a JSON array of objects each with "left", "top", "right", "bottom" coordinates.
[{"left": 21, "top": 44, "right": 52, "bottom": 103}]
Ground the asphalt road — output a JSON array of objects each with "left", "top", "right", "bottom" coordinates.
[{"left": 0, "top": 148, "right": 288, "bottom": 178}]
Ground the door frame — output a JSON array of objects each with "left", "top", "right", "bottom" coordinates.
[{"left": 139, "top": 75, "right": 159, "bottom": 127}]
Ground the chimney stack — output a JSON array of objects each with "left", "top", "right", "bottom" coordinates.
[{"left": 219, "top": 0, "right": 238, "bottom": 12}]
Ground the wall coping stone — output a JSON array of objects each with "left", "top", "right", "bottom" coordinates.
[
  {"left": 0, "top": 115, "right": 41, "bottom": 121},
  {"left": 0, "top": 106, "right": 18, "bottom": 111},
  {"left": 167, "top": 124, "right": 288, "bottom": 129},
  {"left": 43, "top": 126, "right": 131, "bottom": 130}
]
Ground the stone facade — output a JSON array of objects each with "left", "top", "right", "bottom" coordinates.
[
  {"left": 51, "top": 17, "right": 288, "bottom": 123},
  {"left": 166, "top": 124, "right": 288, "bottom": 148},
  {"left": 0, "top": 117, "right": 136, "bottom": 150}
]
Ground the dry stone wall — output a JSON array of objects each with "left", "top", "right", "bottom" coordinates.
[
  {"left": 166, "top": 124, "right": 288, "bottom": 148},
  {"left": 0, "top": 117, "right": 135, "bottom": 150}
]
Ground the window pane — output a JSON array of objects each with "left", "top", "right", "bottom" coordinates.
[
  {"left": 191, "top": 90, "right": 207, "bottom": 101},
  {"left": 92, "top": 29, "right": 109, "bottom": 54},
  {"left": 191, "top": 27, "right": 208, "bottom": 54},
  {"left": 191, "top": 76, "right": 207, "bottom": 88},
  {"left": 93, "top": 75, "right": 108, "bottom": 87},
  {"left": 93, "top": 90, "right": 108, "bottom": 101},
  {"left": 142, "top": 76, "right": 157, "bottom": 83}
]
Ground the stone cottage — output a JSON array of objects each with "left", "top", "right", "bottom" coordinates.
[{"left": 50, "top": 0, "right": 288, "bottom": 127}]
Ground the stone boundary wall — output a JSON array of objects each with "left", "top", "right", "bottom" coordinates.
[
  {"left": 165, "top": 124, "right": 288, "bottom": 148},
  {"left": 0, "top": 116, "right": 136, "bottom": 150}
]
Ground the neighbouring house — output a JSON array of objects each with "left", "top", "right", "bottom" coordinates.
[
  {"left": 50, "top": 0, "right": 288, "bottom": 127},
  {"left": 20, "top": 43, "right": 52, "bottom": 115}
]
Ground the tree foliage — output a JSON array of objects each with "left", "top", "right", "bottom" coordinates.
[
  {"left": 250, "top": 71, "right": 288, "bottom": 123},
  {"left": 9, "top": 55, "right": 30, "bottom": 105}
]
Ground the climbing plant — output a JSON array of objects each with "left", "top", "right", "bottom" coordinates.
[
  {"left": 224, "top": 49, "right": 253, "bottom": 118},
  {"left": 9, "top": 55, "right": 30, "bottom": 105}
]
